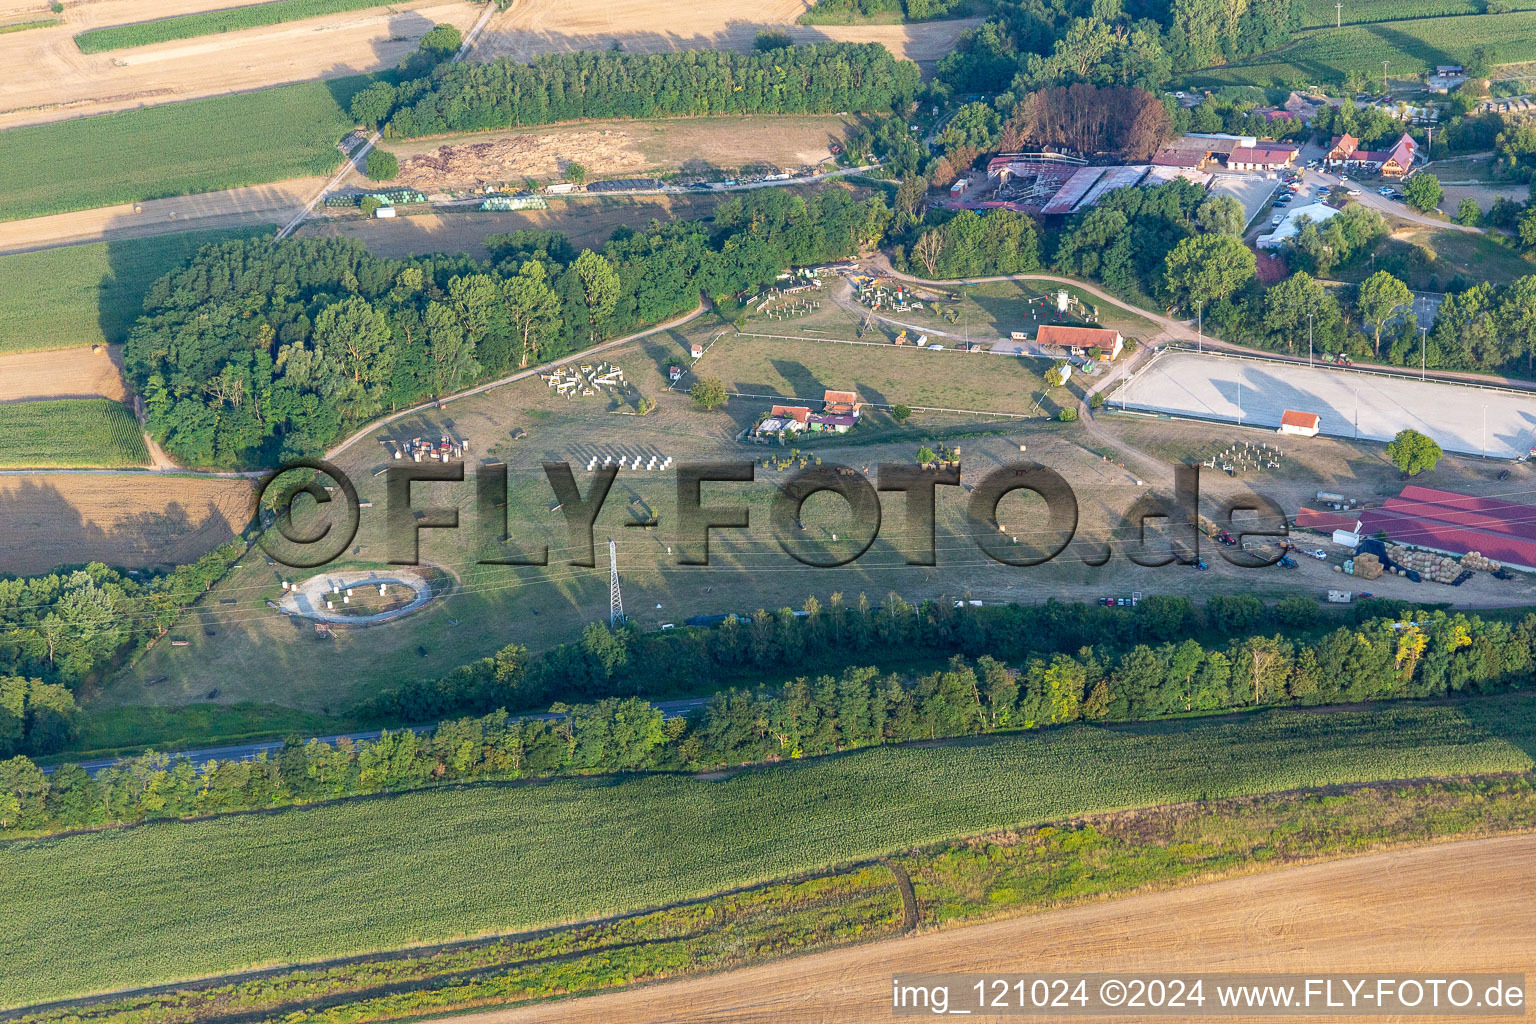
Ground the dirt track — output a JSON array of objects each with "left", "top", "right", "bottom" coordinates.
[
  {"left": 474, "top": 0, "right": 979, "bottom": 65},
  {"left": 0, "top": 0, "right": 480, "bottom": 129},
  {"left": 451, "top": 833, "right": 1536, "bottom": 1023},
  {"left": 0, "top": 177, "right": 318, "bottom": 255}
]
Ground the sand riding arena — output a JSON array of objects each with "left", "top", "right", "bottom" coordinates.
[{"left": 279, "top": 568, "right": 437, "bottom": 626}]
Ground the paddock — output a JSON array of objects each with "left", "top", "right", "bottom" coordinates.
[{"left": 1116, "top": 351, "right": 1536, "bottom": 459}]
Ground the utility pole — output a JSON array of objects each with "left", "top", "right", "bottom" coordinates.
[
  {"left": 1336, "top": 0, "right": 1342, "bottom": 26},
  {"left": 1420, "top": 325, "right": 1427, "bottom": 380},
  {"left": 1197, "top": 300, "right": 1203, "bottom": 354},
  {"left": 1307, "top": 312, "right": 1314, "bottom": 368},
  {"left": 1426, "top": 126, "right": 1433, "bottom": 158},
  {"left": 608, "top": 538, "right": 624, "bottom": 627}
]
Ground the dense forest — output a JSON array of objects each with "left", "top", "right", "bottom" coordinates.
[
  {"left": 5, "top": 595, "right": 1532, "bottom": 834},
  {"left": 123, "top": 188, "right": 891, "bottom": 468},
  {"left": 351, "top": 44, "right": 921, "bottom": 138}
]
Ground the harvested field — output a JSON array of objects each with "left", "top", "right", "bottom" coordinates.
[
  {"left": 0, "top": 346, "right": 127, "bottom": 402},
  {"left": 0, "top": 0, "right": 480, "bottom": 129},
  {"left": 382, "top": 115, "right": 855, "bottom": 192},
  {"left": 474, "top": 0, "right": 978, "bottom": 65},
  {"left": 473, "top": 833, "right": 1536, "bottom": 1024},
  {"left": 0, "top": 473, "right": 256, "bottom": 574}
]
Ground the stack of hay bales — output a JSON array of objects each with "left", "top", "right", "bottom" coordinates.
[
  {"left": 1386, "top": 545, "right": 1463, "bottom": 584},
  {"left": 1353, "top": 553, "right": 1384, "bottom": 580},
  {"left": 1463, "top": 550, "right": 1502, "bottom": 572}
]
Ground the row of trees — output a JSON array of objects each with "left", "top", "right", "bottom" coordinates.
[
  {"left": 361, "top": 587, "right": 1368, "bottom": 725},
  {"left": 356, "top": 44, "right": 922, "bottom": 138},
  {"left": 6, "top": 602, "right": 1531, "bottom": 834},
  {"left": 124, "top": 186, "right": 890, "bottom": 468}
]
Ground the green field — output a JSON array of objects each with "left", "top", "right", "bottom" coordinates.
[
  {"left": 1299, "top": 0, "right": 1536, "bottom": 26},
  {"left": 1183, "top": 10, "right": 1536, "bottom": 86},
  {"left": 0, "top": 399, "right": 149, "bottom": 468},
  {"left": 0, "top": 79, "right": 365, "bottom": 222},
  {"left": 0, "top": 228, "right": 272, "bottom": 353},
  {"left": 75, "top": 0, "right": 392, "bottom": 53},
  {"left": 0, "top": 18, "right": 61, "bottom": 33},
  {"left": 4, "top": 696, "right": 1534, "bottom": 1007}
]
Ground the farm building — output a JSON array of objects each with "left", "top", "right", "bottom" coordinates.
[
  {"left": 1036, "top": 324, "right": 1123, "bottom": 361},
  {"left": 1258, "top": 202, "right": 1339, "bottom": 249},
  {"left": 1227, "top": 142, "right": 1300, "bottom": 171},
  {"left": 1325, "top": 132, "right": 1417, "bottom": 176},
  {"left": 822, "top": 390, "right": 863, "bottom": 417},
  {"left": 1357, "top": 484, "right": 1536, "bottom": 571},
  {"left": 1278, "top": 409, "right": 1321, "bottom": 437},
  {"left": 1151, "top": 134, "right": 1297, "bottom": 172},
  {"left": 771, "top": 404, "right": 812, "bottom": 426},
  {"left": 1040, "top": 167, "right": 1107, "bottom": 215},
  {"left": 1294, "top": 507, "right": 1361, "bottom": 534},
  {"left": 808, "top": 413, "right": 857, "bottom": 433}
]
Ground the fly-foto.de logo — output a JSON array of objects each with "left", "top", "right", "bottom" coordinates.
[{"left": 255, "top": 459, "right": 1290, "bottom": 570}]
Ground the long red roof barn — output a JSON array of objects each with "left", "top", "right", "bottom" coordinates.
[{"left": 1358, "top": 484, "right": 1536, "bottom": 570}]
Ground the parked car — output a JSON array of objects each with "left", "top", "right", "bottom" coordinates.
[{"left": 1346, "top": 188, "right": 1361, "bottom": 196}]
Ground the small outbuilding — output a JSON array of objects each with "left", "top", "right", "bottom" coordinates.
[{"left": 1278, "top": 409, "right": 1321, "bottom": 437}]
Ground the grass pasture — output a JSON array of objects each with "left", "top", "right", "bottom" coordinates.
[
  {"left": 0, "top": 399, "right": 149, "bottom": 468},
  {"left": 1183, "top": 11, "right": 1536, "bottom": 86},
  {"left": 75, "top": 0, "right": 392, "bottom": 52},
  {"left": 0, "top": 80, "right": 363, "bottom": 222},
  {"left": 0, "top": 228, "right": 271, "bottom": 353},
  {"left": 693, "top": 334, "right": 1054, "bottom": 416},
  {"left": 2, "top": 696, "right": 1534, "bottom": 1007}
]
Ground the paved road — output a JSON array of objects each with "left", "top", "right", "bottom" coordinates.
[{"left": 46, "top": 697, "right": 709, "bottom": 776}]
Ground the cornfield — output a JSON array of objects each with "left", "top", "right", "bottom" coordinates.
[
  {"left": 0, "top": 399, "right": 150, "bottom": 468},
  {"left": 3, "top": 694, "right": 1533, "bottom": 1008},
  {"left": 0, "top": 79, "right": 363, "bottom": 222},
  {"left": 76, "top": 0, "right": 395, "bottom": 53},
  {"left": 1299, "top": 0, "right": 1536, "bottom": 27},
  {"left": 1187, "top": 9, "right": 1536, "bottom": 85}
]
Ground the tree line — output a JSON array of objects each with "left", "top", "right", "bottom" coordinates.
[
  {"left": 123, "top": 186, "right": 890, "bottom": 468},
  {"left": 6, "top": 597, "right": 1533, "bottom": 834},
  {"left": 350, "top": 44, "right": 921, "bottom": 139}
]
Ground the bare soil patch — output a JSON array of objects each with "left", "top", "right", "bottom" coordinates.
[
  {"left": 474, "top": 0, "right": 977, "bottom": 65},
  {"left": 0, "top": 473, "right": 256, "bottom": 574},
  {"left": 384, "top": 115, "right": 854, "bottom": 192},
  {"left": 0, "top": 345, "right": 127, "bottom": 401},
  {"left": 0, "top": 0, "right": 480, "bottom": 129},
  {"left": 464, "top": 833, "right": 1536, "bottom": 1023}
]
